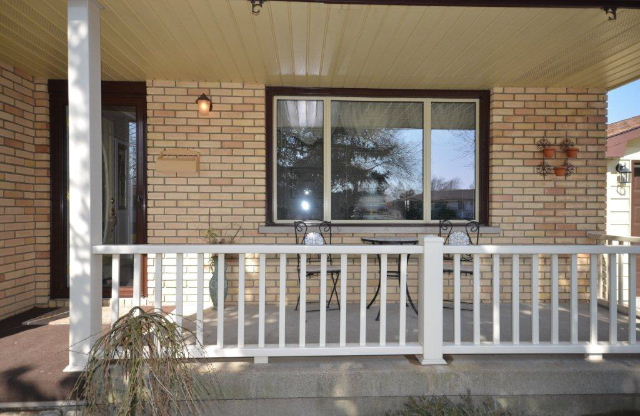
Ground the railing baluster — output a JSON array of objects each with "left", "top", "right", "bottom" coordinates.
[
  {"left": 360, "top": 254, "right": 367, "bottom": 346},
  {"left": 340, "top": 254, "right": 347, "bottom": 347},
  {"left": 512, "top": 254, "right": 519, "bottom": 345},
  {"left": 590, "top": 254, "right": 598, "bottom": 345},
  {"left": 532, "top": 254, "right": 539, "bottom": 344},
  {"left": 258, "top": 254, "right": 266, "bottom": 348},
  {"left": 175, "top": 253, "right": 183, "bottom": 328},
  {"left": 111, "top": 254, "right": 120, "bottom": 326},
  {"left": 196, "top": 253, "right": 204, "bottom": 345},
  {"left": 570, "top": 254, "right": 578, "bottom": 344},
  {"left": 320, "top": 254, "right": 327, "bottom": 347},
  {"left": 629, "top": 253, "right": 637, "bottom": 344},
  {"left": 399, "top": 253, "right": 407, "bottom": 346},
  {"left": 299, "top": 254, "right": 307, "bottom": 347},
  {"left": 380, "top": 254, "right": 388, "bottom": 346},
  {"left": 279, "top": 254, "right": 287, "bottom": 348},
  {"left": 216, "top": 253, "right": 226, "bottom": 348},
  {"left": 473, "top": 254, "right": 480, "bottom": 345},
  {"left": 154, "top": 253, "right": 163, "bottom": 313},
  {"left": 238, "top": 254, "right": 245, "bottom": 348},
  {"left": 609, "top": 253, "right": 618, "bottom": 344},
  {"left": 618, "top": 249, "right": 624, "bottom": 306},
  {"left": 551, "top": 254, "right": 559, "bottom": 344},
  {"left": 133, "top": 253, "right": 142, "bottom": 307},
  {"left": 454, "top": 254, "right": 461, "bottom": 345},
  {"left": 493, "top": 254, "right": 500, "bottom": 344}
]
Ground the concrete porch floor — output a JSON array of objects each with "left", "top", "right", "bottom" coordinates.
[
  {"left": 1, "top": 305, "right": 639, "bottom": 415},
  {"left": 182, "top": 301, "right": 640, "bottom": 346}
]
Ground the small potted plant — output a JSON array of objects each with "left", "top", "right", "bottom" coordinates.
[
  {"left": 542, "top": 146, "right": 556, "bottom": 158},
  {"left": 554, "top": 165, "right": 567, "bottom": 177},
  {"left": 561, "top": 139, "right": 579, "bottom": 158},
  {"left": 565, "top": 146, "right": 579, "bottom": 158},
  {"left": 203, "top": 225, "right": 240, "bottom": 308}
]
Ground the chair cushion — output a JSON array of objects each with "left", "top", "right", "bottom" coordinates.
[
  {"left": 306, "top": 264, "right": 341, "bottom": 273},
  {"left": 303, "top": 232, "right": 325, "bottom": 246},
  {"left": 448, "top": 231, "right": 471, "bottom": 246}
]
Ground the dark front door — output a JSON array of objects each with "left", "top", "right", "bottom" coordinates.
[
  {"left": 49, "top": 81, "right": 147, "bottom": 299},
  {"left": 632, "top": 161, "right": 640, "bottom": 297}
]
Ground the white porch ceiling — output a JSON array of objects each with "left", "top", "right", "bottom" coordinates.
[{"left": 1, "top": 0, "right": 640, "bottom": 89}]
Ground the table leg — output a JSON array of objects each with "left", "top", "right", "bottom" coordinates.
[
  {"left": 367, "top": 254, "right": 382, "bottom": 309},
  {"left": 375, "top": 252, "right": 418, "bottom": 320}
]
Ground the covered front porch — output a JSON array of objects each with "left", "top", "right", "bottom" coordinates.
[{"left": 3, "top": 1, "right": 640, "bottom": 391}]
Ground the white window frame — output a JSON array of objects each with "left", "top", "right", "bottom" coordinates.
[{"left": 271, "top": 95, "right": 480, "bottom": 224}]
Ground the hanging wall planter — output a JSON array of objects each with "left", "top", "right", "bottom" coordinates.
[
  {"left": 565, "top": 147, "right": 579, "bottom": 158},
  {"left": 554, "top": 166, "right": 567, "bottom": 177},
  {"left": 542, "top": 147, "right": 556, "bottom": 158}
]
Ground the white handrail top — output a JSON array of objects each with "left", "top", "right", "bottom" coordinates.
[
  {"left": 587, "top": 232, "right": 640, "bottom": 243},
  {"left": 93, "top": 244, "right": 424, "bottom": 255},
  {"left": 93, "top": 243, "right": 640, "bottom": 255},
  {"left": 444, "top": 244, "right": 640, "bottom": 255}
]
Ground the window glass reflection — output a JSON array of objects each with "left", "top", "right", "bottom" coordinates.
[
  {"left": 276, "top": 100, "right": 324, "bottom": 220},
  {"left": 430, "top": 102, "right": 476, "bottom": 220},
  {"left": 331, "top": 101, "right": 424, "bottom": 220}
]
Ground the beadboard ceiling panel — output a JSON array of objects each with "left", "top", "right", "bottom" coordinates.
[{"left": 1, "top": 0, "right": 640, "bottom": 89}]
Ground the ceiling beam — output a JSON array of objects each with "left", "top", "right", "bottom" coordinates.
[{"left": 267, "top": 0, "right": 640, "bottom": 8}]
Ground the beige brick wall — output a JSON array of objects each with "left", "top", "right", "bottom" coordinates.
[
  {"left": 489, "top": 87, "right": 607, "bottom": 244},
  {"left": 484, "top": 88, "right": 607, "bottom": 303},
  {"left": 0, "top": 77, "right": 610, "bottom": 317},
  {"left": 145, "top": 82, "right": 607, "bottom": 306},
  {"left": 0, "top": 62, "right": 50, "bottom": 319}
]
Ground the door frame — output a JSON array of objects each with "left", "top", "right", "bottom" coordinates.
[{"left": 48, "top": 80, "right": 148, "bottom": 299}]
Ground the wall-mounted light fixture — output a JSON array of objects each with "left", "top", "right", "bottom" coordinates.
[
  {"left": 616, "top": 162, "right": 631, "bottom": 184},
  {"left": 196, "top": 93, "right": 212, "bottom": 116},
  {"left": 603, "top": 7, "right": 617, "bottom": 20},
  {"left": 250, "top": 0, "right": 265, "bottom": 15}
]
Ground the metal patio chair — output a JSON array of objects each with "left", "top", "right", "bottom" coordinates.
[
  {"left": 294, "top": 220, "right": 341, "bottom": 310},
  {"left": 439, "top": 219, "right": 480, "bottom": 274}
]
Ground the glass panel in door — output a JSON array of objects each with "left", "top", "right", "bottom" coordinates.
[{"left": 101, "top": 106, "right": 138, "bottom": 291}]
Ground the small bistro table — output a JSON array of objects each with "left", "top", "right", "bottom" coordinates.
[{"left": 361, "top": 237, "right": 419, "bottom": 315}]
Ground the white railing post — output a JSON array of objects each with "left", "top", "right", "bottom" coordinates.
[
  {"left": 66, "top": 0, "right": 103, "bottom": 372},
  {"left": 418, "top": 236, "right": 446, "bottom": 365}
]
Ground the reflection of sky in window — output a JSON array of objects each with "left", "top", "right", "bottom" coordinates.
[
  {"left": 431, "top": 129, "right": 476, "bottom": 189},
  {"left": 380, "top": 128, "right": 423, "bottom": 197}
]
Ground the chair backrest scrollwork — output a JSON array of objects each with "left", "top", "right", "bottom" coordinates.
[{"left": 294, "top": 220, "right": 333, "bottom": 268}]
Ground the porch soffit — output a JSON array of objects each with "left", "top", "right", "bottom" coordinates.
[{"left": 1, "top": 0, "right": 640, "bottom": 89}]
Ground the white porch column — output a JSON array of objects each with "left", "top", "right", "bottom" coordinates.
[
  {"left": 418, "top": 236, "right": 447, "bottom": 365},
  {"left": 66, "top": 0, "right": 103, "bottom": 372}
]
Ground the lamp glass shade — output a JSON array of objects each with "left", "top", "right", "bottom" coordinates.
[{"left": 196, "top": 93, "right": 211, "bottom": 116}]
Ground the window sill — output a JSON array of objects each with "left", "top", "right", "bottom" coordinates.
[{"left": 258, "top": 224, "right": 501, "bottom": 235}]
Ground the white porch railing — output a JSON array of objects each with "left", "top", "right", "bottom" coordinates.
[
  {"left": 442, "top": 244, "right": 639, "bottom": 355},
  {"left": 83, "top": 238, "right": 640, "bottom": 368},
  {"left": 588, "top": 232, "right": 639, "bottom": 308}
]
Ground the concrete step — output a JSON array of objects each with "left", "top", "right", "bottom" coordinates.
[{"left": 190, "top": 354, "right": 640, "bottom": 415}]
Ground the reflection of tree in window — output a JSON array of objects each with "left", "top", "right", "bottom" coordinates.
[
  {"left": 277, "top": 126, "right": 324, "bottom": 220},
  {"left": 331, "top": 126, "right": 422, "bottom": 220}
]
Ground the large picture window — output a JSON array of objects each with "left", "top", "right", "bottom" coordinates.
[{"left": 268, "top": 88, "right": 488, "bottom": 224}]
